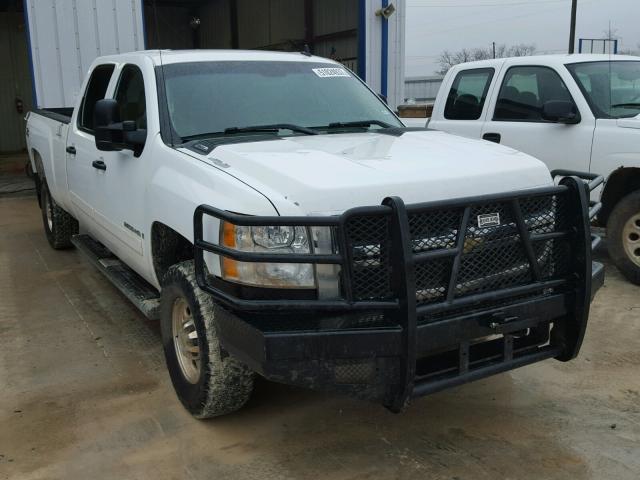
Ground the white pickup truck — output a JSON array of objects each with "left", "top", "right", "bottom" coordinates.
[
  {"left": 26, "top": 49, "right": 603, "bottom": 418},
  {"left": 429, "top": 54, "right": 640, "bottom": 285}
]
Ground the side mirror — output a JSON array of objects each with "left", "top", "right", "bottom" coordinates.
[
  {"left": 94, "top": 99, "right": 146, "bottom": 156},
  {"left": 542, "top": 100, "right": 580, "bottom": 124},
  {"left": 94, "top": 99, "right": 123, "bottom": 152}
]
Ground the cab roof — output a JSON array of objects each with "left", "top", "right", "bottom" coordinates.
[
  {"left": 450, "top": 53, "right": 640, "bottom": 71},
  {"left": 97, "top": 49, "right": 338, "bottom": 67}
]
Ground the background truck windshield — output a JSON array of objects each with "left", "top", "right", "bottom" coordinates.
[
  {"left": 567, "top": 61, "right": 640, "bottom": 119},
  {"left": 161, "top": 61, "right": 402, "bottom": 140}
]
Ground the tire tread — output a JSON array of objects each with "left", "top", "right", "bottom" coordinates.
[{"left": 161, "top": 261, "right": 254, "bottom": 418}]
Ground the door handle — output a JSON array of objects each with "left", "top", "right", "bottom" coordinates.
[
  {"left": 482, "top": 132, "right": 501, "bottom": 143},
  {"left": 92, "top": 160, "right": 106, "bottom": 171},
  {"left": 66, "top": 145, "right": 76, "bottom": 155}
]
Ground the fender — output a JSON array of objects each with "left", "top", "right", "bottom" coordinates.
[{"left": 143, "top": 141, "right": 279, "bottom": 289}]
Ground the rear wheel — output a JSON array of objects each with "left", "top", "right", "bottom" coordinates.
[
  {"left": 40, "top": 181, "right": 78, "bottom": 249},
  {"left": 160, "top": 261, "right": 254, "bottom": 418},
  {"left": 607, "top": 190, "right": 640, "bottom": 285}
]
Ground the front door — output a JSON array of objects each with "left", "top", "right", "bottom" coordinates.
[
  {"left": 481, "top": 65, "right": 595, "bottom": 173},
  {"left": 91, "top": 63, "right": 149, "bottom": 273}
]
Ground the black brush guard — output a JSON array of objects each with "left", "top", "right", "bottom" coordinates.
[{"left": 194, "top": 172, "right": 605, "bottom": 411}]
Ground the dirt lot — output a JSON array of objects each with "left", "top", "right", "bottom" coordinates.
[{"left": 1, "top": 194, "right": 639, "bottom": 480}]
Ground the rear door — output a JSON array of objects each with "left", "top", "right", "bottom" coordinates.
[
  {"left": 480, "top": 65, "right": 595, "bottom": 172},
  {"left": 66, "top": 64, "right": 116, "bottom": 226},
  {"left": 429, "top": 66, "right": 498, "bottom": 138}
]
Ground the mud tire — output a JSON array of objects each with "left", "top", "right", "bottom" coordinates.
[
  {"left": 160, "top": 260, "right": 254, "bottom": 418},
  {"left": 40, "top": 180, "right": 78, "bottom": 249},
  {"left": 607, "top": 190, "right": 640, "bottom": 285}
]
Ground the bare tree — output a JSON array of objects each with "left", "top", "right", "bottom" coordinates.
[
  {"left": 508, "top": 43, "right": 537, "bottom": 57},
  {"left": 436, "top": 43, "right": 536, "bottom": 75}
]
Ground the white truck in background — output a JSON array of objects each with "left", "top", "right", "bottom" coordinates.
[
  {"left": 26, "top": 49, "right": 603, "bottom": 418},
  {"left": 429, "top": 54, "right": 640, "bottom": 285}
]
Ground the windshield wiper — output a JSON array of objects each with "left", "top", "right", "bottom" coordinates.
[
  {"left": 610, "top": 103, "right": 640, "bottom": 109},
  {"left": 224, "top": 123, "right": 318, "bottom": 135},
  {"left": 179, "top": 123, "right": 318, "bottom": 143},
  {"left": 325, "top": 120, "right": 393, "bottom": 129}
]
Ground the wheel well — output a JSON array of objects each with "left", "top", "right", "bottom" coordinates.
[
  {"left": 151, "top": 222, "right": 194, "bottom": 284},
  {"left": 31, "top": 149, "right": 44, "bottom": 206},
  {"left": 600, "top": 167, "right": 640, "bottom": 226}
]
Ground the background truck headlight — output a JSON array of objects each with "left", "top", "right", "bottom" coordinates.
[{"left": 220, "top": 222, "right": 316, "bottom": 288}]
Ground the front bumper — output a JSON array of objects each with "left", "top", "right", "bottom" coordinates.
[{"left": 194, "top": 171, "right": 604, "bottom": 411}]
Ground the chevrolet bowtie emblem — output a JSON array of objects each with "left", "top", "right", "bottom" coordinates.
[{"left": 463, "top": 236, "right": 483, "bottom": 254}]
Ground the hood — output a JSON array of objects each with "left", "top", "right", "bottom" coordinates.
[
  {"left": 616, "top": 114, "right": 640, "bottom": 129},
  {"left": 186, "top": 130, "right": 552, "bottom": 215}
]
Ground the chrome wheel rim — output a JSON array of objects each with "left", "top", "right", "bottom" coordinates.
[
  {"left": 171, "top": 297, "right": 201, "bottom": 384},
  {"left": 622, "top": 213, "right": 640, "bottom": 268},
  {"left": 43, "top": 191, "right": 53, "bottom": 231}
]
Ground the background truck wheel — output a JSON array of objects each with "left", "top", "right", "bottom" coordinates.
[
  {"left": 40, "top": 180, "right": 79, "bottom": 249},
  {"left": 607, "top": 190, "right": 640, "bottom": 285},
  {"left": 160, "top": 260, "right": 254, "bottom": 418}
]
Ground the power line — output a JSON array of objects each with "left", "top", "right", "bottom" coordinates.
[
  {"left": 407, "top": 0, "right": 568, "bottom": 7},
  {"left": 409, "top": 0, "right": 595, "bottom": 38}
]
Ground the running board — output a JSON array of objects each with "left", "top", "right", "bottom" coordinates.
[{"left": 71, "top": 234, "right": 160, "bottom": 319}]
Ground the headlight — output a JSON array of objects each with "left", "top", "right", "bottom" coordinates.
[{"left": 220, "top": 222, "right": 316, "bottom": 288}]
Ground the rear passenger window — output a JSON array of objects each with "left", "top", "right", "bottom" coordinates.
[
  {"left": 78, "top": 64, "right": 115, "bottom": 133},
  {"left": 494, "top": 66, "right": 575, "bottom": 121},
  {"left": 444, "top": 68, "right": 494, "bottom": 120}
]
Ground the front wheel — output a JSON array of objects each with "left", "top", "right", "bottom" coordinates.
[
  {"left": 607, "top": 190, "right": 640, "bottom": 285},
  {"left": 160, "top": 261, "right": 254, "bottom": 418}
]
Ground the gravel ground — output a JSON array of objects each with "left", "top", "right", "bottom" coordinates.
[{"left": 0, "top": 194, "right": 638, "bottom": 480}]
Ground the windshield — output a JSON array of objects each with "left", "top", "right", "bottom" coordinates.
[
  {"left": 160, "top": 61, "right": 402, "bottom": 141},
  {"left": 566, "top": 61, "right": 640, "bottom": 118}
]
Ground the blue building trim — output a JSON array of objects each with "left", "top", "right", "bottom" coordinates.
[
  {"left": 357, "top": 0, "right": 366, "bottom": 80},
  {"left": 139, "top": 0, "right": 148, "bottom": 49},
  {"left": 380, "top": 0, "right": 388, "bottom": 98},
  {"left": 22, "top": 0, "right": 38, "bottom": 108}
]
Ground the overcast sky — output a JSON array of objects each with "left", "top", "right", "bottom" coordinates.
[{"left": 405, "top": 0, "right": 640, "bottom": 77}]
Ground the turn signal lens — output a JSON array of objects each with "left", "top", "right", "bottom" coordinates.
[{"left": 221, "top": 222, "right": 239, "bottom": 279}]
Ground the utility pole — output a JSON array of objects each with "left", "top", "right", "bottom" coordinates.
[
  {"left": 492, "top": 42, "right": 496, "bottom": 59},
  {"left": 568, "top": 0, "right": 577, "bottom": 54}
]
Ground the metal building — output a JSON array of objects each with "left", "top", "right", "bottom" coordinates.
[
  {"left": 9, "top": 0, "right": 405, "bottom": 150},
  {"left": 0, "top": 2, "right": 34, "bottom": 152},
  {"left": 404, "top": 75, "right": 443, "bottom": 104}
]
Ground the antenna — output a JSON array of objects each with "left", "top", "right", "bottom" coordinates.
[
  {"left": 301, "top": 44, "right": 312, "bottom": 57},
  {"left": 153, "top": 0, "right": 176, "bottom": 147}
]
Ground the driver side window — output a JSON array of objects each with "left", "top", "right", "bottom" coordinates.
[
  {"left": 114, "top": 65, "right": 147, "bottom": 130},
  {"left": 493, "top": 66, "right": 576, "bottom": 122},
  {"left": 78, "top": 64, "right": 115, "bottom": 133}
]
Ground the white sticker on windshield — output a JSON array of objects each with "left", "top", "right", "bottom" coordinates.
[{"left": 312, "top": 67, "right": 351, "bottom": 78}]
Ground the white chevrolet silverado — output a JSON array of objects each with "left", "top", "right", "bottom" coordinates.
[
  {"left": 26, "top": 50, "right": 603, "bottom": 418},
  {"left": 429, "top": 54, "right": 640, "bottom": 284}
]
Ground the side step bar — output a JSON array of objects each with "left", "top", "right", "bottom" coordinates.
[{"left": 71, "top": 234, "right": 160, "bottom": 319}]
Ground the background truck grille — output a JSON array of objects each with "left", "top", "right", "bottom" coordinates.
[{"left": 344, "top": 193, "right": 571, "bottom": 307}]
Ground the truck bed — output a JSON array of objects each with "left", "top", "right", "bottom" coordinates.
[{"left": 32, "top": 107, "right": 73, "bottom": 124}]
